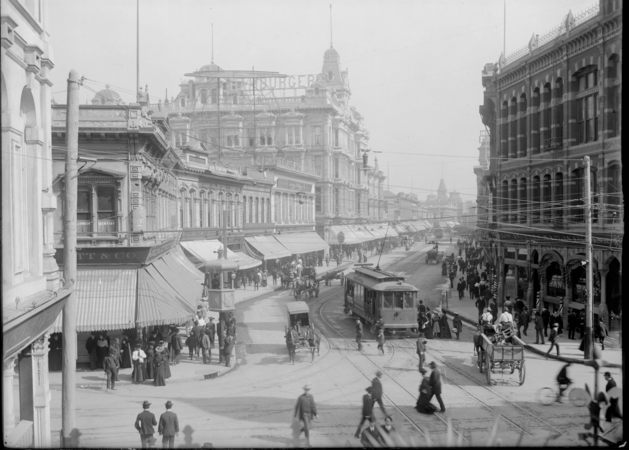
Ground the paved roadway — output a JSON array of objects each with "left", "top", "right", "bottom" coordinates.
[{"left": 45, "top": 240, "right": 620, "bottom": 447}]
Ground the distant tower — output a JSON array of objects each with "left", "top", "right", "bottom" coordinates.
[{"left": 437, "top": 179, "right": 448, "bottom": 201}]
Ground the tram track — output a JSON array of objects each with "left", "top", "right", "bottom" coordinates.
[
  {"left": 313, "top": 288, "right": 469, "bottom": 444},
  {"left": 310, "top": 243, "right": 580, "bottom": 445}
]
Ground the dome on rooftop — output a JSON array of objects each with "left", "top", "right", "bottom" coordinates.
[
  {"left": 324, "top": 46, "right": 340, "bottom": 61},
  {"left": 199, "top": 62, "right": 222, "bottom": 72},
  {"left": 91, "top": 85, "right": 122, "bottom": 105}
]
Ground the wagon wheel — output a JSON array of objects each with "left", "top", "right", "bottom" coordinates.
[
  {"left": 518, "top": 361, "right": 526, "bottom": 385},
  {"left": 485, "top": 352, "right": 492, "bottom": 385}
]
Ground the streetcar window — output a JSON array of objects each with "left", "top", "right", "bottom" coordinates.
[
  {"left": 383, "top": 292, "right": 394, "bottom": 309},
  {"left": 394, "top": 293, "right": 404, "bottom": 309},
  {"left": 403, "top": 292, "right": 415, "bottom": 309}
]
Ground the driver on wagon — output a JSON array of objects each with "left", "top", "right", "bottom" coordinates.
[{"left": 480, "top": 308, "right": 493, "bottom": 326}]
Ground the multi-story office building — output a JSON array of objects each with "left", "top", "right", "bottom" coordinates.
[{"left": 479, "top": 0, "right": 622, "bottom": 323}]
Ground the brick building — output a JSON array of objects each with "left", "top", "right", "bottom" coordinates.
[{"left": 479, "top": 0, "right": 622, "bottom": 324}]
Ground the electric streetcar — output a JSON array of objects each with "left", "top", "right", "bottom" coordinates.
[{"left": 344, "top": 264, "right": 419, "bottom": 335}]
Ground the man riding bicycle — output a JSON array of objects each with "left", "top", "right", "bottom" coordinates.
[{"left": 556, "top": 362, "right": 572, "bottom": 402}]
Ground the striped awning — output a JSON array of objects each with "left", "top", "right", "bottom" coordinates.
[
  {"left": 136, "top": 252, "right": 202, "bottom": 327},
  {"left": 274, "top": 231, "right": 329, "bottom": 254},
  {"left": 51, "top": 267, "right": 137, "bottom": 333},
  {"left": 181, "top": 240, "right": 261, "bottom": 270},
  {"left": 327, "top": 225, "right": 363, "bottom": 245},
  {"left": 244, "top": 235, "right": 292, "bottom": 260}
]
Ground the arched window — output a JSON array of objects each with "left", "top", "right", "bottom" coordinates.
[
  {"left": 255, "top": 198, "right": 260, "bottom": 223},
  {"left": 266, "top": 198, "right": 271, "bottom": 223},
  {"left": 570, "top": 169, "right": 584, "bottom": 223},
  {"left": 510, "top": 179, "right": 518, "bottom": 223},
  {"left": 607, "top": 55, "right": 620, "bottom": 137},
  {"left": 554, "top": 173, "right": 563, "bottom": 222},
  {"left": 518, "top": 93, "right": 527, "bottom": 158},
  {"left": 218, "top": 192, "right": 224, "bottom": 227},
  {"left": 606, "top": 163, "right": 621, "bottom": 224},
  {"left": 249, "top": 197, "right": 253, "bottom": 223},
  {"left": 554, "top": 79, "right": 564, "bottom": 144},
  {"left": 509, "top": 97, "right": 517, "bottom": 159},
  {"left": 542, "top": 175, "right": 552, "bottom": 223},
  {"left": 200, "top": 89, "right": 207, "bottom": 104},
  {"left": 226, "top": 193, "right": 233, "bottom": 227},
  {"left": 501, "top": 180, "right": 509, "bottom": 222},
  {"left": 501, "top": 101, "right": 508, "bottom": 160},
  {"left": 576, "top": 66, "right": 598, "bottom": 144},
  {"left": 532, "top": 88, "right": 541, "bottom": 154},
  {"left": 541, "top": 83, "right": 552, "bottom": 150},
  {"left": 519, "top": 178, "right": 527, "bottom": 224},
  {"left": 532, "top": 176, "right": 541, "bottom": 223}
]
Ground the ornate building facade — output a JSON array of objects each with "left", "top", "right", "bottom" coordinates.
[
  {"left": 479, "top": 0, "right": 622, "bottom": 324},
  {"left": 2, "top": 0, "right": 72, "bottom": 446},
  {"left": 150, "top": 45, "right": 387, "bottom": 238}
]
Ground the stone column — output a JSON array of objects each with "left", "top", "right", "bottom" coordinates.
[
  {"left": 31, "top": 334, "right": 51, "bottom": 448},
  {"left": 3, "top": 357, "right": 17, "bottom": 437}
]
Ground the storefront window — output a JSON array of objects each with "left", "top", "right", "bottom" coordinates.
[{"left": 546, "top": 262, "right": 565, "bottom": 297}]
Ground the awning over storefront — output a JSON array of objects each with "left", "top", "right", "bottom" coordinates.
[
  {"left": 244, "top": 235, "right": 292, "bottom": 260},
  {"left": 51, "top": 250, "right": 204, "bottom": 333},
  {"left": 181, "top": 240, "right": 262, "bottom": 270},
  {"left": 327, "top": 225, "right": 362, "bottom": 245},
  {"left": 349, "top": 226, "right": 376, "bottom": 242},
  {"left": 274, "top": 231, "right": 329, "bottom": 254},
  {"left": 136, "top": 251, "right": 202, "bottom": 327},
  {"left": 52, "top": 267, "right": 138, "bottom": 333}
]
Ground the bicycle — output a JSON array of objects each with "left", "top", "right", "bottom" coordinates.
[{"left": 536, "top": 384, "right": 589, "bottom": 406}]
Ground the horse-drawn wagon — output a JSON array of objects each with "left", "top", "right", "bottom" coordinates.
[
  {"left": 475, "top": 325, "right": 526, "bottom": 385},
  {"left": 284, "top": 301, "right": 321, "bottom": 363},
  {"left": 425, "top": 249, "right": 444, "bottom": 264}
]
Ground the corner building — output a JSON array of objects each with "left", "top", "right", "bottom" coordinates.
[{"left": 479, "top": 0, "right": 622, "bottom": 326}]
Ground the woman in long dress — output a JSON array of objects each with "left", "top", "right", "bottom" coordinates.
[
  {"left": 415, "top": 376, "right": 437, "bottom": 414},
  {"left": 432, "top": 313, "right": 441, "bottom": 339},
  {"left": 153, "top": 345, "right": 166, "bottom": 386},
  {"left": 131, "top": 344, "right": 146, "bottom": 384},
  {"left": 425, "top": 309, "right": 434, "bottom": 339},
  {"left": 120, "top": 336, "right": 132, "bottom": 369},
  {"left": 145, "top": 346, "right": 155, "bottom": 380},
  {"left": 163, "top": 348, "right": 172, "bottom": 379},
  {"left": 96, "top": 334, "right": 109, "bottom": 369},
  {"left": 439, "top": 313, "right": 452, "bottom": 339}
]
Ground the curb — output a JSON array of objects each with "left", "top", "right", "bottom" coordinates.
[{"left": 442, "top": 308, "right": 622, "bottom": 369}]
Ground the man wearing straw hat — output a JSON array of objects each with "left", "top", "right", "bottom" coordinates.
[
  {"left": 135, "top": 400, "right": 157, "bottom": 448},
  {"left": 294, "top": 384, "right": 318, "bottom": 447}
]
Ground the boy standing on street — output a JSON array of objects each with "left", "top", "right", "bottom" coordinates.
[{"left": 377, "top": 329, "right": 385, "bottom": 355}]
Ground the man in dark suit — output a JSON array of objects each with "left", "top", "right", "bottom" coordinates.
[
  {"left": 360, "top": 417, "right": 382, "bottom": 448},
  {"left": 158, "top": 401, "right": 179, "bottom": 449},
  {"left": 103, "top": 349, "right": 117, "bottom": 390},
  {"left": 604, "top": 372, "right": 623, "bottom": 422},
  {"left": 294, "top": 385, "right": 318, "bottom": 447},
  {"left": 428, "top": 361, "right": 446, "bottom": 413},
  {"left": 354, "top": 387, "right": 374, "bottom": 438},
  {"left": 207, "top": 317, "right": 216, "bottom": 348},
  {"left": 85, "top": 332, "right": 97, "bottom": 370},
  {"left": 371, "top": 371, "right": 391, "bottom": 420},
  {"left": 135, "top": 400, "right": 157, "bottom": 449},
  {"left": 541, "top": 307, "right": 550, "bottom": 337}
]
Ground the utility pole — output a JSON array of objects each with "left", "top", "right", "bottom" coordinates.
[
  {"left": 584, "top": 156, "right": 593, "bottom": 359},
  {"left": 136, "top": 0, "right": 139, "bottom": 99},
  {"left": 62, "top": 69, "right": 80, "bottom": 447}
]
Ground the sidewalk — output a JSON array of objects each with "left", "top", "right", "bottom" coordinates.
[
  {"left": 48, "top": 244, "right": 423, "bottom": 389},
  {"left": 442, "top": 299, "right": 622, "bottom": 368}
]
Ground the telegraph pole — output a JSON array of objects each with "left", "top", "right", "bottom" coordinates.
[
  {"left": 584, "top": 156, "right": 593, "bottom": 359},
  {"left": 62, "top": 69, "right": 81, "bottom": 446}
]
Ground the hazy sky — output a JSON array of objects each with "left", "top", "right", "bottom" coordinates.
[{"left": 49, "top": 0, "right": 596, "bottom": 204}]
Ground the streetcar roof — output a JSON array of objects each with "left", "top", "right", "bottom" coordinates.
[
  {"left": 373, "top": 281, "right": 419, "bottom": 292},
  {"left": 353, "top": 267, "right": 405, "bottom": 281},
  {"left": 286, "top": 301, "right": 310, "bottom": 315},
  {"left": 346, "top": 272, "right": 418, "bottom": 292}
]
